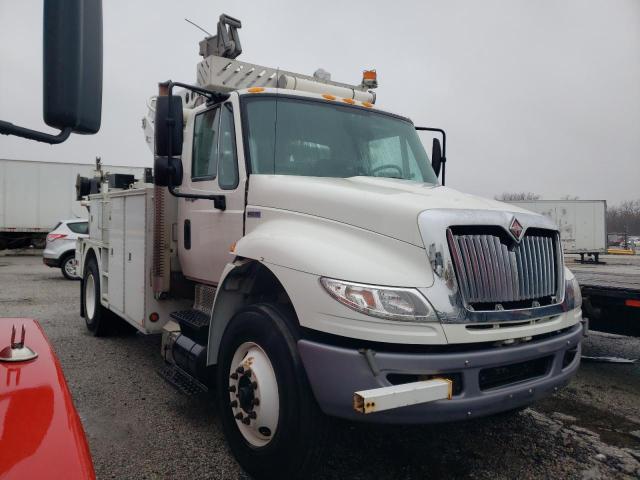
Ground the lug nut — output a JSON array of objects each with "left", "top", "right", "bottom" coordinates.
[
  {"left": 230, "top": 400, "right": 238, "bottom": 408},
  {"left": 228, "top": 385, "right": 236, "bottom": 393},
  {"left": 251, "top": 381, "right": 258, "bottom": 389},
  {"left": 249, "top": 411, "right": 257, "bottom": 419},
  {"left": 236, "top": 366, "right": 245, "bottom": 374},
  {"left": 245, "top": 368, "right": 252, "bottom": 377},
  {"left": 230, "top": 372, "right": 238, "bottom": 380},
  {"left": 252, "top": 398, "right": 260, "bottom": 406},
  {"left": 235, "top": 413, "right": 243, "bottom": 420},
  {"left": 242, "top": 417, "right": 251, "bottom": 425}
]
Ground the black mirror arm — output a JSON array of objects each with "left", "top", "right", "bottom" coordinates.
[
  {"left": 167, "top": 184, "right": 226, "bottom": 210},
  {"left": 441, "top": 155, "right": 447, "bottom": 186},
  {"left": 416, "top": 126, "right": 447, "bottom": 185},
  {"left": 0, "top": 120, "right": 71, "bottom": 144}
]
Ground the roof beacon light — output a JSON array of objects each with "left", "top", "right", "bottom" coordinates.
[{"left": 362, "top": 70, "right": 378, "bottom": 89}]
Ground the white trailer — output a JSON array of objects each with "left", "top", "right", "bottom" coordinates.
[
  {"left": 510, "top": 200, "right": 607, "bottom": 262},
  {"left": 0, "top": 159, "right": 146, "bottom": 249}
]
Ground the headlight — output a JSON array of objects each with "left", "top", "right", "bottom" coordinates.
[
  {"left": 565, "top": 274, "right": 582, "bottom": 310},
  {"left": 320, "top": 278, "right": 438, "bottom": 323}
]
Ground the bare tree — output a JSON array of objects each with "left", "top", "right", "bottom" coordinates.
[
  {"left": 495, "top": 192, "right": 541, "bottom": 201},
  {"left": 607, "top": 199, "right": 640, "bottom": 235}
]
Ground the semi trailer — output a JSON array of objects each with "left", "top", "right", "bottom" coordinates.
[
  {"left": 510, "top": 200, "right": 607, "bottom": 263},
  {"left": 76, "top": 15, "right": 585, "bottom": 479},
  {"left": 0, "top": 158, "right": 145, "bottom": 249}
]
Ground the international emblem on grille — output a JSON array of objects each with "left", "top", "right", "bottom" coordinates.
[{"left": 509, "top": 217, "right": 524, "bottom": 241}]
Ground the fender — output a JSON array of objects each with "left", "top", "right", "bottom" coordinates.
[
  {"left": 205, "top": 211, "right": 440, "bottom": 364},
  {"left": 206, "top": 259, "right": 266, "bottom": 366}
]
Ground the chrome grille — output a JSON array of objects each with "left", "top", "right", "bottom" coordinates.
[{"left": 447, "top": 229, "right": 559, "bottom": 306}]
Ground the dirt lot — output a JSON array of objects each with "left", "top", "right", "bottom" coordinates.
[{"left": 1, "top": 254, "right": 639, "bottom": 479}]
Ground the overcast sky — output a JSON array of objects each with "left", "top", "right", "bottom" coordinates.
[{"left": 1, "top": 0, "right": 638, "bottom": 204}]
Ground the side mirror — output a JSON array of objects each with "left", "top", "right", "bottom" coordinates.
[
  {"left": 44, "top": 0, "right": 103, "bottom": 134},
  {"left": 0, "top": 0, "right": 103, "bottom": 144},
  {"left": 416, "top": 126, "right": 446, "bottom": 185},
  {"left": 154, "top": 95, "right": 184, "bottom": 187},
  {"left": 154, "top": 156, "right": 184, "bottom": 187},
  {"left": 431, "top": 138, "right": 442, "bottom": 177},
  {"left": 154, "top": 96, "right": 184, "bottom": 158}
]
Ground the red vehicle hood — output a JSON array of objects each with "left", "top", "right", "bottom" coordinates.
[{"left": 0, "top": 318, "right": 95, "bottom": 479}]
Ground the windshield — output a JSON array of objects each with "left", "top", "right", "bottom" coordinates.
[{"left": 242, "top": 96, "right": 438, "bottom": 183}]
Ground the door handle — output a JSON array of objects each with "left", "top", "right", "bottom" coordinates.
[{"left": 184, "top": 220, "right": 191, "bottom": 250}]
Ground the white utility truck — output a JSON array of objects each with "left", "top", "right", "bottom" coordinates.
[
  {"left": 77, "top": 15, "right": 584, "bottom": 479},
  {"left": 510, "top": 200, "right": 607, "bottom": 263}
]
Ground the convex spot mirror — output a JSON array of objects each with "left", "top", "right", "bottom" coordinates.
[
  {"left": 44, "top": 0, "right": 103, "bottom": 134},
  {"left": 154, "top": 157, "right": 183, "bottom": 187}
]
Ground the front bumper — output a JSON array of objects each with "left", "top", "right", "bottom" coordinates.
[{"left": 298, "top": 322, "right": 582, "bottom": 424}]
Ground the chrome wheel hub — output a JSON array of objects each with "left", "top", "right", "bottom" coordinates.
[
  {"left": 64, "top": 257, "right": 77, "bottom": 278},
  {"left": 228, "top": 342, "right": 279, "bottom": 447},
  {"left": 85, "top": 273, "right": 96, "bottom": 319}
]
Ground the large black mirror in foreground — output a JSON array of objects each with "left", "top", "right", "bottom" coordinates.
[
  {"left": 0, "top": 0, "right": 103, "bottom": 144},
  {"left": 44, "top": 0, "right": 103, "bottom": 134}
]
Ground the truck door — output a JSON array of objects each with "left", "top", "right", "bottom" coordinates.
[{"left": 178, "top": 101, "right": 245, "bottom": 285}]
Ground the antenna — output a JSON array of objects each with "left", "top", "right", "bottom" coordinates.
[{"left": 185, "top": 18, "right": 212, "bottom": 37}]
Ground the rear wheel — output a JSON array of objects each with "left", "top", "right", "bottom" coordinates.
[
  {"left": 216, "top": 304, "right": 328, "bottom": 479},
  {"left": 61, "top": 253, "right": 78, "bottom": 280},
  {"left": 83, "top": 256, "right": 110, "bottom": 336}
]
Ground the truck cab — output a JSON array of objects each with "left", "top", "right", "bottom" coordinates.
[{"left": 77, "top": 15, "right": 584, "bottom": 480}]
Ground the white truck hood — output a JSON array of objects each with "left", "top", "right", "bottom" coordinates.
[{"left": 247, "top": 175, "right": 531, "bottom": 247}]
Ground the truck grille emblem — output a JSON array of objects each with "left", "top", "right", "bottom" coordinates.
[{"left": 509, "top": 217, "right": 524, "bottom": 241}]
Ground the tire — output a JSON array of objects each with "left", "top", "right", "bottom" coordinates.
[
  {"left": 61, "top": 253, "right": 79, "bottom": 280},
  {"left": 83, "top": 256, "right": 110, "bottom": 336},
  {"left": 216, "top": 304, "right": 328, "bottom": 480}
]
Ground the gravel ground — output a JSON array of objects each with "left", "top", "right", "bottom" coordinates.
[{"left": 1, "top": 255, "right": 639, "bottom": 479}]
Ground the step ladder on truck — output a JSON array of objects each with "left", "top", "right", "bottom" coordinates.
[{"left": 76, "top": 14, "right": 586, "bottom": 479}]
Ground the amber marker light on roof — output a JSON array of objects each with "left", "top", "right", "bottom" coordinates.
[
  {"left": 361, "top": 101, "right": 373, "bottom": 108},
  {"left": 342, "top": 98, "right": 356, "bottom": 105},
  {"left": 322, "top": 94, "right": 336, "bottom": 101},
  {"left": 248, "top": 87, "right": 265, "bottom": 93},
  {"left": 362, "top": 69, "right": 378, "bottom": 88}
]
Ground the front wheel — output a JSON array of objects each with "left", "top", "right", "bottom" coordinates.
[{"left": 216, "top": 304, "right": 328, "bottom": 479}]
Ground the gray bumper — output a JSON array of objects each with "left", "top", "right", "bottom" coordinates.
[{"left": 298, "top": 323, "right": 582, "bottom": 424}]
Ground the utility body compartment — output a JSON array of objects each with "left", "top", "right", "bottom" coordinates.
[{"left": 79, "top": 185, "right": 187, "bottom": 333}]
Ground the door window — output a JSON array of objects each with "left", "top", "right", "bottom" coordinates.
[
  {"left": 218, "top": 104, "right": 239, "bottom": 189},
  {"left": 192, "top": 107, "right": 220, "bottom": 181}
]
